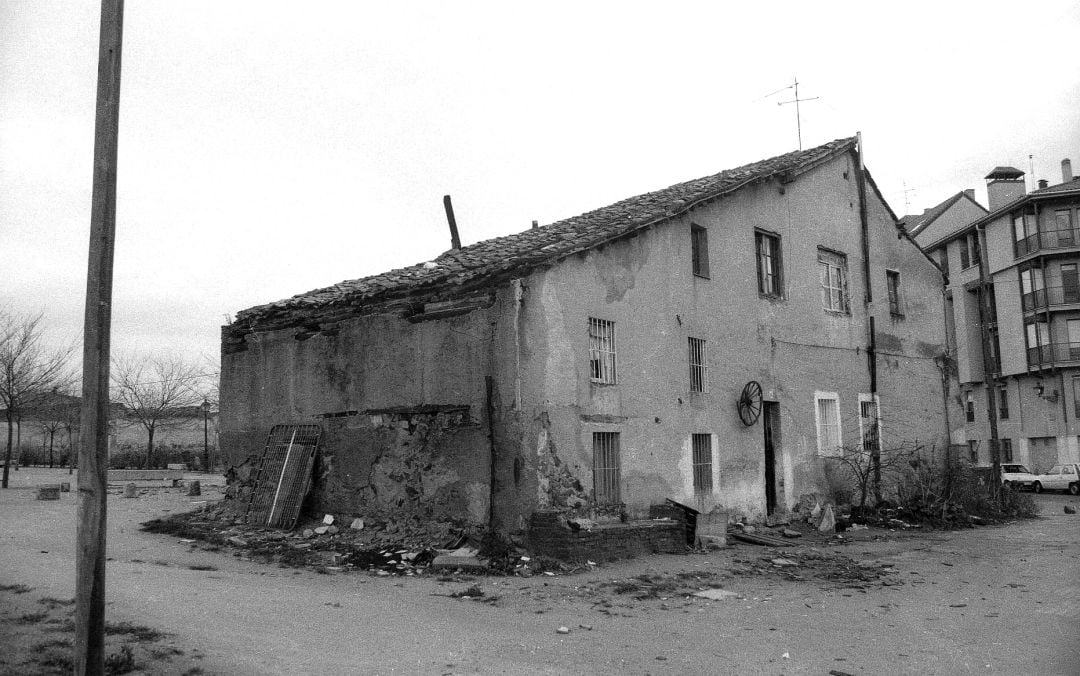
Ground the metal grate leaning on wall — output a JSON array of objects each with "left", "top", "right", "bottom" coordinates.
[{"left": 245, "top": 424, "right": 322, "bottom": 529}]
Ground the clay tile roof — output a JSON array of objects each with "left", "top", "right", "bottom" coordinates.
[{"left": 234, "top": 137, "right": 858, "bottom": 327}]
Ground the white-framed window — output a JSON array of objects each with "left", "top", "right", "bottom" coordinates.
[
  {"left": 814, "top": 391, "right": 842, "bottom": 456},
  {"left": 858, "top": 393, "right": 881, "bottom": 454},
  {"left": 688, "top": 337, "right": 707, "bottom": 393},
  {"left": 691, "top": 433, "right": 712, "bottom": 493},
  {"left": 755, "top": 230, "right": 783, "bottom": 297},
  {"left": 588, "top": 317, "right": 617, "bottom": 384},
  {"left": 818, "top": 249, "right": 850, "bottom": 313}
]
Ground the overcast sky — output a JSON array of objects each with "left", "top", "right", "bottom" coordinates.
[{"left": 2, "top": 1, "right": 1078, "bottom": 369}]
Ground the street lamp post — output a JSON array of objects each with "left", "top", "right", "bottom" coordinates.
[{"left": 201, "top": 399, "right": 210, "bottom": 473}]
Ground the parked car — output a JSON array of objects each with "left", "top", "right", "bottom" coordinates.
[
  {"left": 1000, "top": 464, "right": 1038, "bottom": 490},
  {"left": 1031, "top": 463, "right": 1080, "bottom": 495}
]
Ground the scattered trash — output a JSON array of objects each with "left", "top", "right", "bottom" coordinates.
[
  {"left": 350, "top": 518, "right": 365, "bottom": 530},
  {"left": 556, "top": 626, "right": 570, "bottom": 634},
  {"left": 781, "top": 529, "right": 802, "bottom": 538},
  {"left": 693, "top": 589, "right": 740, "bottom": 601},
  {"left": 817, "top": 505, "right": 836, "bottom": 533},
  {"left": 578, "top": 624, "right": 593, "bottom": 631},
  {"left": 322, "top": 514, "right": 335, "bottom": 526},
  {"left": 771, "top": 558, "right": 798, "bottom": 567},
  {"left": 1065, "top": 506, "right": 1076, "bottom": 515}
]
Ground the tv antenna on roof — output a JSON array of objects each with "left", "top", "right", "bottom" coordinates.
[{"left": 760, "top": 76, "right": 820, "bottom": 150}]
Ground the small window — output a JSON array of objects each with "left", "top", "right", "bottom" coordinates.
[
  {"left": 965, "top": 392, "right": 975, "bottom": 422},
  {"left": 938, "top": 248, "right": 949, "bottom": 276},
  {"left": 688, "top": 337, "right": 707, "bottom": 393},
  {"left": 589, "top": 318, "right": 617, "bottom": 384},
  {"left": 859, "top": 395, "right": 880, "bottom": 453},
  {"left": 814, "top": 393, "right": 842, "bottom": 456},
  {"left": 756, "top": 230, "right": 783, "bottom": 297},
  {"left": 970, "top": 233, "right": 981, "bottom": 267},
  {"left": 968, "top": 440, "right": 979, "bottom": 463},
  {"left": 886, "top": 270, "right": 902, "bottom": 316},
  {"left": 1001, "top": 438, "right": 1013, "bottom": 463},
  {"left": 592, "top": 432, "right": 621, "bottom": 505},
  {"left": 960, "top": 238, "right": 970, "bottom": 268},
  {"left": 691, "top": 224, "right": 710, "bottom": 278},
  {"left": 819, "top": 249, "right": 850, "bottom": 313},
  {"left": 998, "top": 385, "right": 1009, "bottom": 420},
  {"left": 691, "top": 434, "right": 712, "bottom": 493}
]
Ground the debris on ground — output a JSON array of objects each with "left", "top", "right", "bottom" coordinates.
[{"left": 140, "top": 503, "right": 569, "bottom": 577}]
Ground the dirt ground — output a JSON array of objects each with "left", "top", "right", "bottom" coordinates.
[{"left": 1, "top": 468, "right": 1078, "bottom": 675}]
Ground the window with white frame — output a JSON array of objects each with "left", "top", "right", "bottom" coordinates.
[
  {"left": 691, "top": 433, "right": 712, "bottom": 493},
  {"left": 588, "top": 317, "right": 616, "bottom": 384},
  {"left": 814, "top": 392, "right": 842, "bottom": 456},
  {"left": 755, "top": 230, "right": 783, "bottom": 297},
  {"left": 818, "top": 249, "right": 849, "bottom": 313},
  {"left": 858, "top": 394, "right": 880, "bottom": 454},
  {"left": 688, "top": 337, "right": 707, "bottom": 393}
]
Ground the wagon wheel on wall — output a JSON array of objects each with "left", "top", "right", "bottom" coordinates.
[{"left": 737, "top": 381, "right": 763, "bottom": 426}]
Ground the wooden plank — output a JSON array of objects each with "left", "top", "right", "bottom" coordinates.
[{"left": 728, "top": 531, "right": 795, "bottom": 547}]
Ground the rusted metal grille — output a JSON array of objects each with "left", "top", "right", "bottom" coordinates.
[
  {"left": 688, "top": 337, "right": 707, "bottom": 393},
  {"left": 692, "top": 433, "right": 712, "bottom": 492},
  {"left": 246, "top": 424, "right": 321, "bottom": 529},
  {"left": 592, "top": 432, "right": 621, "bottom": 505},
  {"left": 589, "top": 317, "right": 616, "bottom": 384}
]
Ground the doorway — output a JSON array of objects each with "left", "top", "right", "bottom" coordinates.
[{"left": 763, "top": 402, "right": 781, "bottom": 515}]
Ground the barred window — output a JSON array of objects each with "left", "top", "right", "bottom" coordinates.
[
  {"left": 692, "top": 434, "right": 712, "bottom": 492},
  {"left": 819, "top": 249, "right": 849, "bottom": 313},
  {"left": 815, "top": 393, "right": 842, "bottom": 456},
  {"left": 688, "top": 337, "right": 707, "bottom": 393},
  {"left": 589, "top": 318, "right": 617, "bottom": 384},
  {"left": 592, "top": 432, "right": 621, "bottom": 505}
]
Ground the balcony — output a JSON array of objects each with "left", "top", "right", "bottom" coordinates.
[
  {"left": 1027, "top": 342, "right": 1080, "bottom": 368},
  {"left": 1021, "top": 284, "right": 1080, "bottom": 312},
  {"left": 1015, "top": 227, "right": 1080, "bottom": 258}
]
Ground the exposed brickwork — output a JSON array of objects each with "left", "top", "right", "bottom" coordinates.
[{"left": 528, "top": 511, "right": 685, "bottom": 562}]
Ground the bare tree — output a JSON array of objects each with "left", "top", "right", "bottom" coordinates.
[
  {"left": 825, "top": 440, "right": 923, "bottom": 510},
  {"left": 0, "top": 311, "right": 76, "bottom": 487},
  {"left": 111, "top": 353, "right": 203, "bottom": 468}
]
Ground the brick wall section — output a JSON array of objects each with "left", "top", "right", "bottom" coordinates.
[{"left": 528, "top": 511, "right": 685, "bottom": 562}]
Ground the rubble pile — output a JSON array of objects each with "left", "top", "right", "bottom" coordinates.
[
  {"left": 141, "top": 504, "right": 568, "bottom": 576},
  {"left": 729, "top": 548, "right": 902, "bottom": 588}
]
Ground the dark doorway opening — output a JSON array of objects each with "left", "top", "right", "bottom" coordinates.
[{"left": 763, "top": 402, "right": 780, "bottom": 515}]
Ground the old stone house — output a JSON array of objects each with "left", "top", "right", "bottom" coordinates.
[{"left": 220, "top": 136, "right": 951, "bottom": 537}]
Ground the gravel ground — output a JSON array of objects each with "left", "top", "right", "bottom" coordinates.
[{"left": 1, "top": 468, "right": 1078, "bottom": 675}]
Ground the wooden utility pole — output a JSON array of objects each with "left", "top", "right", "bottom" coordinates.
[{"left": 77, "top": 1, "right": 124, "bottom": 674}]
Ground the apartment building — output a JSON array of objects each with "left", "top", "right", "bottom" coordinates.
[{"left": 916, "top": 158, "right": 1080, "bottom": 472}]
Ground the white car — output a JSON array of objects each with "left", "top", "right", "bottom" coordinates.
[
  {"left": 1031, "top": 463, "right": 1080, "bottom": 495},
  {"left": 1000, "top": 464, "right": 1038, "bottom": 490}
]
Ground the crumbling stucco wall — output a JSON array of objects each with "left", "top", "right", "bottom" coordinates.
[
  {"left": 220, "top": 297, "right": 519, "bottom": 528},
  {"left": 509, "top": 153, "right": 950, "bottom": 522}
]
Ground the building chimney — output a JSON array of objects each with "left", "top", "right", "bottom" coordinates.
[
  {"left": 443, "top": 195, "right": 461, "bottom": 250},
  {"left": 531, "top": 220, "right": 538, "bottom": 230},
  {"left": 963, "top": 188, "right": 975, "bottom": 201},
  {"left": 1064, "top": 159, "right": 1074, "bottom": 183},
  {"left": 1038, "top": 179, "right": 1049, "bottom": 189},
  {"left": 985, "top": 166, "right": 1026, "bottom": 210}
]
